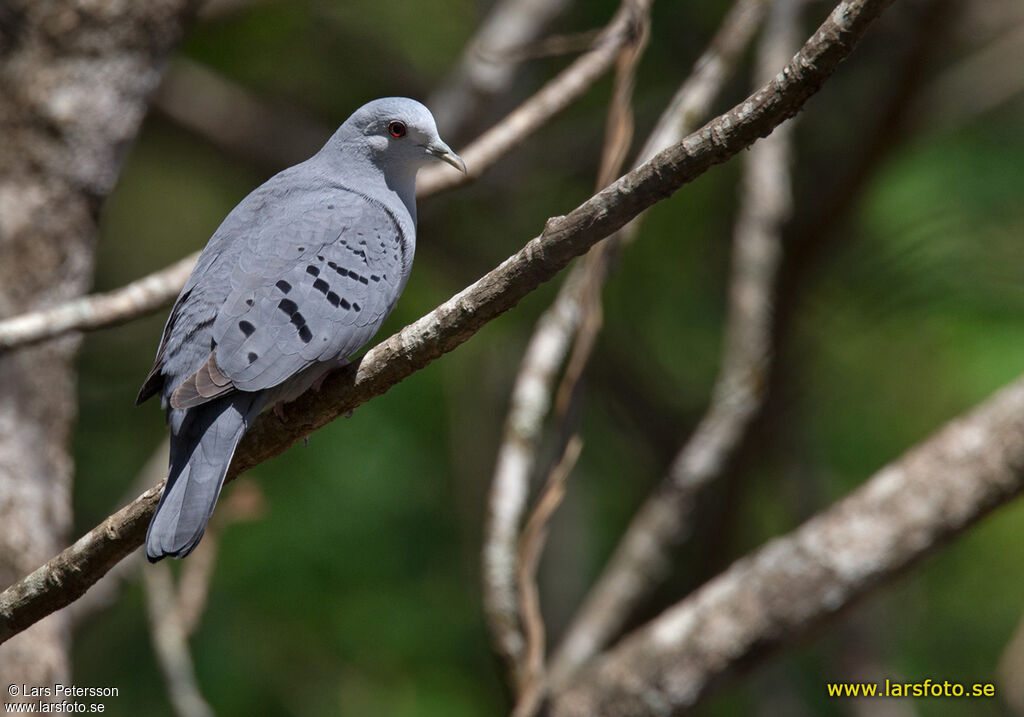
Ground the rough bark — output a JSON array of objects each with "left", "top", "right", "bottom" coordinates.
[
  {"left": 0, "top": 0, "right": 194, "bottom": 698},
  {"left": 549, "top": 375, "right": 1024, "bottom": 716}
]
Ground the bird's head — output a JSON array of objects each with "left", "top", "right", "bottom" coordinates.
[{"left": 340, "top": 97, "right": 466, "bottom": 176}]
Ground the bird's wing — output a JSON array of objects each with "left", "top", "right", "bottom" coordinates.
[{"left": 169, "top": 185, "right": 409, "bottom": 409}]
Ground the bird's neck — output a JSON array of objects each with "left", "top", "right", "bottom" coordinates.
[{"left": 315, "top": 140, "right": 418, "bottom": 226}]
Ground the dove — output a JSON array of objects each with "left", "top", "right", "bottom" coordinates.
[{"left": 136, "top": 97, "right": 465, "bottom": 562}]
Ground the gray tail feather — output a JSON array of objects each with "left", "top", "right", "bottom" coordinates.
[{"left": 146, "top": 394, "right": 261, "bottom": 562}]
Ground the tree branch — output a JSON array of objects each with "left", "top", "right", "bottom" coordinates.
[
  {"left": 550, "top": 374, "right": 1024, "bottom": 716},
  {"left": 0, "top": 0, "right": 895, "bottom": 645}
]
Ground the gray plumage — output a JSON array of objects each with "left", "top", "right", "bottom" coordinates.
[{"left": 138, "top": 98, "right": 464, "bottom": 562}]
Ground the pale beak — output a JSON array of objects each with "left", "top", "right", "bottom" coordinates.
[{"left": 424, "top": 140, "right": 466, "bottom": 173}]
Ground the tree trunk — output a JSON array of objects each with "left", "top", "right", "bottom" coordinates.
[{"left": 0, "top": 0, "right": 195, "bottom": 699}]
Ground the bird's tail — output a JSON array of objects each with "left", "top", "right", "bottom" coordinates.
[{"left": 146, "top": 394, "right": 262, "bottom": 562}]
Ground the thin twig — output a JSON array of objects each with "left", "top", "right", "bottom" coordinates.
[
  {"left": 0, "top": 0, "right": 896, "bottom": 643},
  {"left": 549, "top": 0, "right": 801, "bottom": 685},
  {"left": 513, "top": 436, "right": 583, "bottom": 717}
]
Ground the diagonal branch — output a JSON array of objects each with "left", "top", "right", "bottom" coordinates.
[
  {"left": 549, "top": 374, "right": 1024, "bottom": 716},
  {"left": 0, "top": 0, "right": 896, "bottom": 645}
]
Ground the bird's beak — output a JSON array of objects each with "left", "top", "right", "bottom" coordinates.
[{"left": 425, "top": 140, "right": 466, "bottom": 173}]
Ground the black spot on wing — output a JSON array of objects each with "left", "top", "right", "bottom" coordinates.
[
  {"left": 306, "top": 265, "right": 320, "bottom": 277},
  {"left": 313, "top": 278, "right": 329, "bottom": 294},
  {"left": 247, "top": 352, "right": 258, "bottom": 364},
  {"left": 298, "top": 325, "right": 313, "bottom": 343},
  {"left": 238, "top": 320, "right": 255, "bottom": 336},
  {"left": 327, "top": 291, "right": 340, "bottom": 307},
  {"left": 276, "top": 280, "right": 292, "bottom": 293},
  {"left": 278, "top": 299, "right": 298, "bottom": 316}
]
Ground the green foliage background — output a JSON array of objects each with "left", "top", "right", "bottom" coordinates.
[{"left": 69, "top": 0, "right": 1024, "bottom": 714}]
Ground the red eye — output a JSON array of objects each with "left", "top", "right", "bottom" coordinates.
[{"left": 388, "top": 121, "right": 406, "bottom": 138}]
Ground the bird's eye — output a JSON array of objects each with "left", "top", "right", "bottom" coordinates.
[{"left": 388, "top": 121, "right": 407, "bottom": 138}]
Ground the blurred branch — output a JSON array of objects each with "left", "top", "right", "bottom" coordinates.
[
  {"left": 0, "top": 254, "right": 197, "bottom": 354},
  {"left": 998, "top": 612, "right": 1024, "bottom": 715},
  {"left": 428, "top": 0, "right": 574, "bottom": 140},
  {"left": 0, "top": 0, "right": 896, "bottom": 644},
  {"left": 549, "top": 376, "right": 1024, "bottom": 716},
  {"left": 914, "top": 20, "right": 1024, "bottom": 130},
  {"left": 513, "top": 436, "right": 583, "bottom": 717},
  {"left": 0, "top": 0, "right": 652, "bottom": 354},
  {"left": 153, "top": 57, "right": 332, "bottom": 171},
  {"left": 483, "top": 2, "right": 650, "bottom": 690},
  {"left": 143, "top": 565, "right": 216, "bottom": 717}
]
